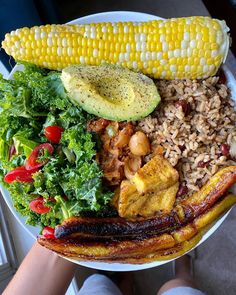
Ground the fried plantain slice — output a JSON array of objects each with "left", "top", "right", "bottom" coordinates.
[
  {"left": 38, "top": 194, "right": 236, "bottom": 262},
  {"left": 175, "top": 166, "right": 236, "bottom": 221},
  {"left": 98, "top": 230, "right": 204, "bottom": 264},
  {"left": 54, "top": 166, "right": 236, "bottom": 239},
  {"left": 38, "top": 233, "right": 175, "bottom": 259}
]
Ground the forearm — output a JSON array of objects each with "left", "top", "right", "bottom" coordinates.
[{"left": 3, "top": 242, "right": 77, "bottom": 295}]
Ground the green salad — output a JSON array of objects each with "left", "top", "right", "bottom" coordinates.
[{"left": 0, "top": 64, "right": 114, "bottom": 230}]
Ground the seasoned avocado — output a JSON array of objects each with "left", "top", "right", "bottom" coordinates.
[{"left": 61, "top": 64, "right": 160, "bottom": 121}]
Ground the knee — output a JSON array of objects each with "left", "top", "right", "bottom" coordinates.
[{"left": 157, "top": 278, "right": 197, "bottom": 295}]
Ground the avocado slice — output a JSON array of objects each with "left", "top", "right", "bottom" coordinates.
[{"left": 61, "top": 64, "right": 160, "bottom": 122}]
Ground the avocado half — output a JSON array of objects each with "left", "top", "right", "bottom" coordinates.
[{"left": 61, "top": 64, "right": 160, "bottom": 121}]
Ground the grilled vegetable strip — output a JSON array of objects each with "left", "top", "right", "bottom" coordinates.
[
  {"left": 176, "top": 166, "right": 236, "bottom": 221},
  {"left": 2, "top": 17, "right": 229, "bottom": 79},
  {"left": 54, "top": 166, "right": 236, "bottom": 239},
  {"left": 55, "top": 214, "right": 178, "bottom": 238},
  {"left": 37, "top": 194, "right": 236, "bottom": 260},
  {"left": 100, "top": 232, "right": 203, "bottom": 264},
  {"left": 38, "top": 233, "right": 176, "bottom": 259}
]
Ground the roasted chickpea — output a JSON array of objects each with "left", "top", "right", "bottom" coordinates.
[
  {"left": 129, "top": 131, "right": 150, "bottom": 156},
  {"left": 124, "top": 155, "right": 142, "bottom": 180}
]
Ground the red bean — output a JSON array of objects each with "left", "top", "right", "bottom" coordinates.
[
  {"left": 175, "top": 100, "right": 191, "bottom": 116},
  {"left": 220, "top": 144, "right": 230, "bottom": 156},
  {"left": 197, "top": 160, "right": 210, "bottom": 168},
  {"left": 177, "top": 184, "right": 188, "bottom": 198},
  {"left": 218, "top": 69, "right": 226, "bottom": 84},
  {"left": 179, "top": 145, "right": 186, "bottom": 152}
]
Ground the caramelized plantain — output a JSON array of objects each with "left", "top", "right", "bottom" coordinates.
[
  {"left": 175, "top": 166, "right": 236, "bottom": 221},
  {"left": 38, "top": 233, "right": 175, "bottom": 259},
  {"left": 54, "top": 166, "right": 236, "bottom": 239},
  {"left": 100, "top": 230, "right": 204, "bottom": 264},
  {"left": 38, "top": 194, "right": 236, "bottom": 262}
]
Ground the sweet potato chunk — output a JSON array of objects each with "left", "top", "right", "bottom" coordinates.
[{"left": 131, "top": 155, "right": 179, "bottom": 194}]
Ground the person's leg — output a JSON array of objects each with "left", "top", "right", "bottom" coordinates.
[
  {"left": 78, "top": 274, "right": 124, "bottom": 295},
  {"left": 158, "top": 255, "right": 205, "bottom": 295}
]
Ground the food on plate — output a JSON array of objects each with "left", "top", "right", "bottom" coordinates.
[
  {"left": 38, "top": 194, "right": 236, "bottom": 262},
  {"left": 1, "top": 15, "right": 236, "bottom": 264},
  {"left": 61, "top": 64, "right": 160, "bottom": 121},
  {"left": 0, "top": 65, "right": 114, "bottom": 230},
  {"left": 140, "top": 76, "right": 236, "bottom": 196},
  {"left": 129, "top": 131, "right": 150, "bottom": 156},
  {"left": 114, "top": 155, "right": 179, "bottom": 218},
  {"left": 131, "top": 154, "right": 179, "bottom": 194},
  {"left": 52, "top": 166, "right": 236, "bottom": 240},
  {"left": 2, "top": 17, "right": 230, "bottom": 79},
  {"left": 117, "top": 181, "right": 179, "bottom": 218}
]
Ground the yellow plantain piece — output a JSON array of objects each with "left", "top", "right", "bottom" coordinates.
[
  {"left": 38, "top": 194, "right": 236, "bottom": 262},
  {"left": 175, "top": 166, "right": 236, "bottom": 221},
  {"left": 38, "top": 232, "right": 176, "bottom": 259},
  {"left": 102, "top": 230, "right": 204, "bottom": 264},
  {"left": 172, "top": 193, "right": 236, "bottom": 243},
  {"left": 131, "top": 155, "right": 179, "bottom": 194},
  {"left": 55, "top": 166, "right": 236, "bottom": 239}
]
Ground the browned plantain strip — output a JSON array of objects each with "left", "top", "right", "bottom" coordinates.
[
  {"left": 55, "top": 166, "right": 236, "bottom": 239},
  {"left": 42, "top": 226, "right": 205, "bottom": 264},
  {"left": 97, "top": 230, "right": 204, "bottom": 264},
  {"left": 38, "top": 194, "right": 236, "bottom": 261},
  {"left": 176, "top": 166, "right": 236, "bottom": 221},
  {"left": 172, "top": 193, "right": 236, "bottom": 243},
  {"left": 120, "top": 194, "right": 236, "bottom": 263},
  {"left": 55, "top": 213, "right": 178, "bottom": 238},
  {"left": 38, "top": 233, "right": 175, "bottom": 258}
]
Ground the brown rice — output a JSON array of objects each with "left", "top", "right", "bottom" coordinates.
[{"left": 138, "top": 75, "right": 236, "bottom": 198}]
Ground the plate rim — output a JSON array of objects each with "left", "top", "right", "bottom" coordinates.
[{"left": 1, "top": 10, "right": 234, "bottom": 271}]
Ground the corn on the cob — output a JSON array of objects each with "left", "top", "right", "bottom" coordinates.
[{"left": 1, "top": 17, "right": 229, "bottom": 79}]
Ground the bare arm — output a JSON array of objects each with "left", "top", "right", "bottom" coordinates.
[{"left": 3, "top": 242, "right": 77, "bottom": 295}]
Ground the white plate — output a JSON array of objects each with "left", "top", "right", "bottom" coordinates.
[{"left": 1, "top": 11, "right": 235, "bottom": 272}]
